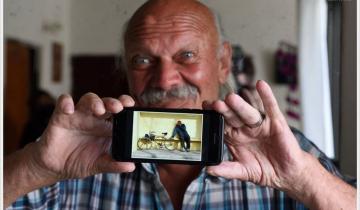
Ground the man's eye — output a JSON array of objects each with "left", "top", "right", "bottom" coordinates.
[
  {"left": 132, "top": 56, "right": 151, "bottom": 66},
  {"left": 181, "top": 51, "right": 194, "bottom": 59}
]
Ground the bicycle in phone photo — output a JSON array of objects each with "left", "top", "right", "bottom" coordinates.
[{"left": 137, "top": 131, "right": 177, "bottom": 151}]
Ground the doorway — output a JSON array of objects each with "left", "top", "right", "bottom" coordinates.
[{"left": 4, "top": 39, "right": 39, "bottom": 155}]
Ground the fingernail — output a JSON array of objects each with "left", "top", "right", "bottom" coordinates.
[
  {"left": 94, "top": 101, "right": 105, "bottom": 113},
  {"left": 63, "top": 103, "right": 74, "bottom": 114}
]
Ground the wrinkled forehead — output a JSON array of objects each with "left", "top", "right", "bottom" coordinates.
[
  {"left": 124, "top": 1, "right": 219, "bottom": 52},
  {"left": 125, "top": 11, "right": 210, "bottom": 42}
]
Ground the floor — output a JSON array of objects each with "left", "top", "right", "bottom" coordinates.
[{"left": 132, "top": 149, "right": 201, "bottom": 161}]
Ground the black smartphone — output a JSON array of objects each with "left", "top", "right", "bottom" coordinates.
[{"left": 112, "top": 107, "right": 224, "bottom": 165}]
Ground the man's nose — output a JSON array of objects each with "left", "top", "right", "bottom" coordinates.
[{"left": 152, "top": 59, "right": 182, "bottom": 90}]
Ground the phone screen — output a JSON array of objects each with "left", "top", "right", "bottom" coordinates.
[
  {"left": 131, "top": 110, "right": 203, "bottom": 161},
  {"left": 112, "top": 107, "right": 224, "bottom": 165}
]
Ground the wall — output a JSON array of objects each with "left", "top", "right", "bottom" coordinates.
[
  {"left": 70, "top": 0, "right": 146, "bottom": 55},
  {"left": 202, "top": 0, "right": 298, "bottom": 81},
  {"left": 4, "top": 0, "right": 72, "bottom": 98}
]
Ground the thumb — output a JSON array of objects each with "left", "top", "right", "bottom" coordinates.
[
  {"left": 94, "top": 154, "right": 135, "bottom": 174},
  {"left": 207, "top": 161, "right": 248, "bottom": 180},
  {"left": 54, "top": 94, "right": 75, "bottom": 115}
]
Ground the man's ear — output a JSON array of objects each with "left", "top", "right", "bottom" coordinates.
[{"left": 218, "top": 41, "right": 232, "bottom": 84}]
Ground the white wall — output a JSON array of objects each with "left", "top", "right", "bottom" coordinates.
[
  {"left": 202, "top": 0, "right": 298, "bottom": 81},
  {"left": 70, "top": 0, "right": 146, "bottom": 55},
  {"left": 4, "top": 0, "right": 72, "bottom": 98}
]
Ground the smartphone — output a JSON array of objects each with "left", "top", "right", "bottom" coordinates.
[{"left": 112, "top": 107, "right": 224, "bottom": 165}]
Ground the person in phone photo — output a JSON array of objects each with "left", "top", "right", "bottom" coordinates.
[{"left": 170, "top": 120, "right": 191, "bottom": 152}]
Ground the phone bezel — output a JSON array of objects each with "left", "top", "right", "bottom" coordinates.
[{"left": 112, "top": 107, "right": 224, "bottom": 165}]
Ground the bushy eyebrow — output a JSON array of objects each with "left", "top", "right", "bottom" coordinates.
[{"left": 175, "top": 48, "right": 199, "bottom": 56}]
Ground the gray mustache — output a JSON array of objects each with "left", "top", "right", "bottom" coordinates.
[{"left": 140, "top": 84, "right": 198, "bottom": 105}]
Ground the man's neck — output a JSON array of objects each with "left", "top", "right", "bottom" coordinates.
[{"left": 157, "top": 164, "right": 202, "bottom": 210}]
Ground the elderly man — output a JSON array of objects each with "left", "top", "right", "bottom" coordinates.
[{"left": 5, "top": 0, "right": 355, "bottom": 209}]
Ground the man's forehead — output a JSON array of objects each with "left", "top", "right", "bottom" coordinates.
[
  {"left": 126, "top": 11, "right": 211, "bottom": 42},
  {"left": 124, "top": 0, "right": 218, "bottom": 44},
  {"left": 126, "top": 22, "right": 205, "bottom": 47},
  {"left": 124, "top": 12, "right": 216, "bottom": 57}
]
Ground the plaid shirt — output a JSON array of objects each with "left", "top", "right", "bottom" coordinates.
[{"left": 8, "top": 129, "right": 347, "bottom": 210}]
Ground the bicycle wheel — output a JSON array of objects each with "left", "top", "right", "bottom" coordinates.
[
  {"left": 137, "top": 138, "right": 152, "bottom": 150},
  {"left": 164, "top": 140, "right": 176, "bottom": 151}
]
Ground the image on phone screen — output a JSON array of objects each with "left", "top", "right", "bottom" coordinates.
[{"left": 131, "top": 111, "right": 203, "bottom": 161}]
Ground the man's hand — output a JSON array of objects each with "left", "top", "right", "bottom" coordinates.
[
  {"left": 4, "top": 93, "right": 136, "bottom": 207},
  {"left": 206, "top": 80, "right": 306, "bottom": 189},
  {"left": 205, "top": 80, "right": 356, "bottom": 209},
  {"left": 34, "top": 93, "right": 135, "bottom": 179}
]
